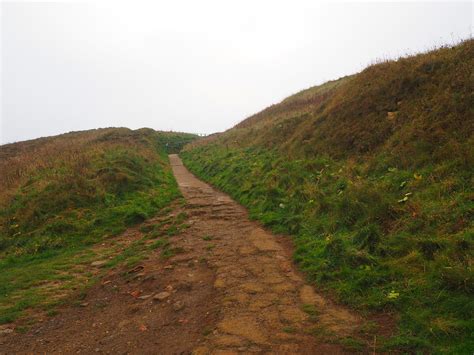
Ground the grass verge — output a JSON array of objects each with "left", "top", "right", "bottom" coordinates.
[
  {"left": 0, "top": 128, "right": 195, "bottom": 324},
  {"left": 181, "top": 146, "right": 473, "bottom": 353}
]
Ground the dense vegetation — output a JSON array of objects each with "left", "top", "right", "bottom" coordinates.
[
  {"left": 182, "top": 40, "right": 473, "bottom": 352},
  {"left": 0, "top": 128, "right": 197, "bottom": 323}
]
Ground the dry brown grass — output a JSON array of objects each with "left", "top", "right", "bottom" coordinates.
[
  {"left": 192, "top": 39, "right": 474, "bottom": 169},
  {"left": 0, "top": 128, "right": 158, "bottom": 207}
]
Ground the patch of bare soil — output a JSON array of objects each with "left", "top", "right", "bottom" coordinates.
[{"left": 1, "top": 155, "right": 366, "bottom": 354}]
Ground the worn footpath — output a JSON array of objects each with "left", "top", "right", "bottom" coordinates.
[{"left": 1, "top": 155, "right": 360, "bottom": 354}]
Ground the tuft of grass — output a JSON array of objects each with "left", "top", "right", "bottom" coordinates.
[
  {"left": 46, "top": 309, "right": 59, "bottom": 317},
  {"left": 202, "top": 327, "right": 213, "bottom": 336},
  {"left": 206, "top": 244, "right": 215, "bottom": 251},
  {"left": 301, "top": 304, "right": 318, "bottom": 321},
  {"left": 148, "top": 238, "right": 169, "bottom": 250},
  {"left": 160, "top": 247, "right": 175, "bottom": 260},
  {"left": 338, "top": 337, "right": 366, "bottom": 352},
  {"left": 307, "top": 325, "right": 337, "bottom": 341}
]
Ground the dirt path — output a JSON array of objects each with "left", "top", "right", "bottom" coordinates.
[{"left": 1, "top": 155, "right": 361, "bottom": 354}]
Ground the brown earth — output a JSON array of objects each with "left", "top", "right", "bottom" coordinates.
[{"left": 1, "top": 155, "right": 364, "bottom": 354}]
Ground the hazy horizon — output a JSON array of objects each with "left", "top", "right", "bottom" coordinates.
[{"left": 1, "top": 1, "right": 472, "bottom": 144}]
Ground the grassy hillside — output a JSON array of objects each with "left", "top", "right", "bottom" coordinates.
[
  {"left": 0, "top": 128, "right": 197, "bottom": 324},
  {"left": 182, "top": 40, "right": 473, "bottom": 352}
]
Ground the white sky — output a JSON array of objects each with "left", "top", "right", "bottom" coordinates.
[{"left": 1, "top": 1, "right": 472, "bottom": 144}]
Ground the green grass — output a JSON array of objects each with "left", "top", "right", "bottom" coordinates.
[
  {"left": 182, "top": 146, "right": 473, "bottom": 352},
  {"left": 0, "top": 248, "right": 99, "bottom": 324},
  {"left": 337, "top": 337, "right": 366, "bottom": 352},
  {"left": 301, "top": 304, "right": 318, "bottom": 320},
  {"left": 206, "top": 243, "right": 215, "bottom": 251},
  {"left": 0, "top": 128, "right": 196, "bottom": 324},
  {"left": 181, "top": 40, "right": 474, "bottom": 353},
  {"left": 148, "top": 238, "right": 169, "bottom": 250},
  {"left": 282, "top": 326, "right": 297, "bottom": 334}
]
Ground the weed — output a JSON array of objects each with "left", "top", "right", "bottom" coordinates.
[
  {"left": 15, "top": 326, "right": 29, "bottom": 334},
  {"left": 46, "top": 309, "right": 59, "bottom": 317},
  {"left": 161, "top": 247, "right": 175, "bottom": 260},
  {"left": 282, "top": 326, "right": 297, "bottom": 333},
  {"left": 308, "top": 325, "right": 337, "bottom": 341},
  {"left": 206, "top": 244, "right": 215, "bottom": 251},
  {"left": 149, "top": 238, "right": 169, "bottom": 250},
  {"left": 301, "top": 304, "right": 318, "bottom": 321},
  {"left": 202, "top": 327, "right": 213, "bottom": 336}
]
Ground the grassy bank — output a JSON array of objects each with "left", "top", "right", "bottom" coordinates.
[
  {"left": 181, "top": 40, "right": 473, "bottom": 353},
  {"left": 0, "top": 128, "right": 197, "bottom": 324}
]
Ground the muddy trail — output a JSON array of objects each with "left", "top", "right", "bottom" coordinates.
[{"left": 1, "top": 155, "right": 363, "bottom": 354}]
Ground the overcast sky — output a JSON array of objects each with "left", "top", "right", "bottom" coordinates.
[{"left": 1, "top": 1, "right": 472, "bottom": 144}]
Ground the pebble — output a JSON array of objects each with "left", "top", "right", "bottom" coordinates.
[
  {"left": 153, "top": 292, "right": 171, "bottom": 301},
  {"left": 91, "top": 260, "right": 107, "bottom": 267},
  {"left": 172, "top": 301, "right": 185, "bottom": 311},
  {"left": 177, "top": 282, "right": 193, "bottom": 291},
  {"left": 141, "top": 275, "right": 155, "bottom": 283},
  {"left": 128, "top": 265, "right": 144, "bottom": 273},
  {"left": 138, "top": 294, "right": 153, "bottom": 300},
  {"left": 132, "top": 273, "right": 146, "bottom": 280}
]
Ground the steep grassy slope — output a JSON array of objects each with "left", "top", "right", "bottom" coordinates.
[
  {"left": 0, "top": 128, "right": 197, "bottom": 323},
  {"left": 182, "top": 40, "right": 473, "bottom": 352}
]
